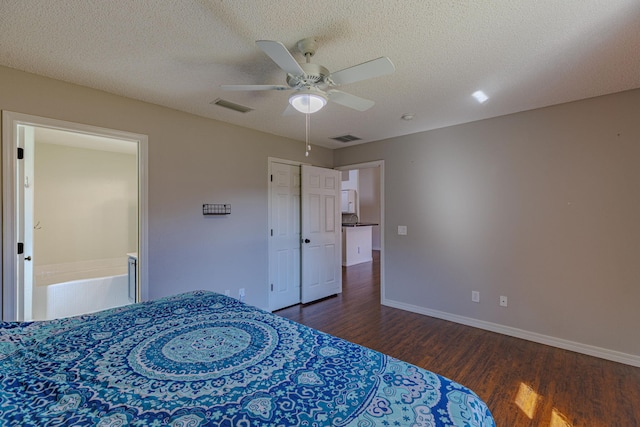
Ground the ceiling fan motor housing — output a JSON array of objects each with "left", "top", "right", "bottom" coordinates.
[{"left": 287, "top": 63, "right": 330, "bottom": 89}]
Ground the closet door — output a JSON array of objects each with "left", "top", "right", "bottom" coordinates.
[
  {"left": 269, "top": 162, "right": 301, "bottom": 311},
  {"left": 301, "top": 165, "right": 341, "bottom": 303}
]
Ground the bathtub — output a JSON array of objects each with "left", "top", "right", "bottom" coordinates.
[{"left": 33, "top": 257, "right": 132, "bottom": 320}]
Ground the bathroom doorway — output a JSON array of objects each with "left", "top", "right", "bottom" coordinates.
[{"left": 2, "top": 112, "right": 148, "bottom": 321}]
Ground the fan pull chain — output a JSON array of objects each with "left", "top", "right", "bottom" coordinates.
[{"left": 305, "top": 112, "right": 311, "bottom": 157}]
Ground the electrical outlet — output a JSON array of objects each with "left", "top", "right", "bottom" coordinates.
[
  {"left": 224, "top": 289, "right": 230, "bottom": 297},
  {"left": 239, "top": 288, "right": 246, "bottom": 303},
  {"left": 398, "top": 225, "right": 407, "bottom": 235},
  {"left": 472, "top": 291, "right": 480, "bottom": 303},
  {"left": 500, "top": 296, "right": 508, "bottom": 307}
]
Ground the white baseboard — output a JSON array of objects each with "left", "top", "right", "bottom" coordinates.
[{"left": 382, "top": 298, "right": 640, "bottom": 368}]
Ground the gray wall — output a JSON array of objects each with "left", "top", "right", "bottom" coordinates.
[
  {"left": 0, "top": 65, "right": 332, "bottom": 311},
  {"left": 335, "top": 89, "right": 640, "bottom": 359}
]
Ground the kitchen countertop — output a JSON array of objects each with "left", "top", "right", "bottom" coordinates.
[{"left": 342, "top": 223, "right": 378, "bottom": 227}]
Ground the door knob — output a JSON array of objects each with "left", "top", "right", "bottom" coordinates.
[
  {"left": 304, "top": 239, "right": 311, "bottom": 244},
  {"left": 24, "top": 256, "right": 32, "bottom": 261}
]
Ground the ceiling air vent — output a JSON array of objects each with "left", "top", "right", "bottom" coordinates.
[
  {"left": 211, "top": 98, "right": 253, "bottom": 113},
  {"left": 330, "top": 134, "right": 361, "bottom": 143}
]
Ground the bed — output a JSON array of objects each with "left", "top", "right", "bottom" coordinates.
[{"left": 0, "top": 291, "right": 495, "bottom": 426}]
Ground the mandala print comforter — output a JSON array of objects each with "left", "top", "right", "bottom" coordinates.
[{"left": 0, "top": 291, "right": 495, "bottom": 426}]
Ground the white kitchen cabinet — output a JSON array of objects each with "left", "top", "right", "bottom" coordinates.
[{"left": 342, "top": 225, "right": 373, "bottom": 266}]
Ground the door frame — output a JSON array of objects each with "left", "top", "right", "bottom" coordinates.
[
  {"left": 1, "top": 111, "right": 149, "bottom": 321},
  {"left": 334, "top": 160, "right": 385, "bottom": 303}
]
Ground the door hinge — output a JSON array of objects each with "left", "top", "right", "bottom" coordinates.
[
  {"left": 270, "top": 229, "right": 273, "bottom": 236},
  {"left": 270, "top": 283, "right": 274, "bottom": 291},
  {"left": 17, "top": 148, "right": 24, "bottom": 159},
  {"left": 17, "top": 242, "right": 24, "bottom": 255},
  {"left": 270, "top": 174, "right": 273, "bottom": 182}
]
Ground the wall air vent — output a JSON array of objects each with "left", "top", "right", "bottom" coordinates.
[
  {"left": 330, "top": 134, "right": 362, "bottom": 143},
  {"left": 210, "top": 98, "right": 253, "bottom": 113}
]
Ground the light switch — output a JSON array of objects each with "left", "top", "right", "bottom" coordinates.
[{"left": 398, "top": 225, "right": 407, "bottom": 235}]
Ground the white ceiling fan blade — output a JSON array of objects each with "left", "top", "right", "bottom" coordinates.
[
  {"left": 330, "top": 57, "right": 395, "bottom": 86},
  {"left": 256, "top": 40, "right": 305, "bottom": 76},
  {"left": 221, "top": 84, "right": 290, "bottom": 91},
  {"left": 327, "top": 90, "right": 375, "bottom": 111}
]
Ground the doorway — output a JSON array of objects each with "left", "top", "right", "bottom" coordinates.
[
  {"left": 335, "top": 161, "right": 384, "bottom": 302},
  {"left": 2, "top": 112, "right": 148, "bottom": 321}
]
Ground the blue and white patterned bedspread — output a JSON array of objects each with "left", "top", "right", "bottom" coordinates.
[{"left": 0, "top": 291, "right": 495, "bottom": 426}]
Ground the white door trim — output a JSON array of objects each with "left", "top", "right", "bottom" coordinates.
[
  {"left": 1, "top": 111, "right": 149, "bottom": 321},
  {"left": 335, "top": 160, "right": 385, "bottom": 304}
]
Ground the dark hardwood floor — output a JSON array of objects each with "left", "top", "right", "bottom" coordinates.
[{"left": 276, "top": 251, "right": 640, "bottom": 426}]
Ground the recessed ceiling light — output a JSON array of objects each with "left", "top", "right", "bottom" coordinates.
[
  {"left": 472, "top": 90, "right": 489, "bottom": 104},
  {"left": 401, "top": 113, "right": 415, "bottom": 121}
]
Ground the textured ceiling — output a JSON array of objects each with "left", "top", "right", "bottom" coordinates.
[{"left": 1, "top": 0, "right": 639, "bottom": 149}]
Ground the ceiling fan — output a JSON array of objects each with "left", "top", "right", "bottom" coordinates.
[{"left": 221, "top": 37, "right": 395, "bottom": 114}]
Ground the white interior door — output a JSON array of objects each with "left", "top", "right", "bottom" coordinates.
[
  {"left": 269, "top": 162, "right": 301, "bottom": 311},
  {"left": 301, "top": 164, "right": 342, "bottom": 303}
]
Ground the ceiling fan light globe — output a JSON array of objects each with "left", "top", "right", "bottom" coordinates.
[{"left": 289, "top": 92, "right": 327, "bottom": 114}]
